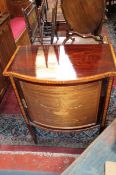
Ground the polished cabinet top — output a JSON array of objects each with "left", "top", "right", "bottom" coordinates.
[{"left": 4, "top": 44, "right": 116, "bottom": 84}]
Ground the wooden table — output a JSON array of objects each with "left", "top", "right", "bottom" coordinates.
[
  {"left": 61, "top": 0, "right": 105, "bottom": 34},
  {"left": 61, "top": 0, "right": 105, "bottom": 43},
  {"left": 3, "top": 44, "right": 116, "bottom": 143}
]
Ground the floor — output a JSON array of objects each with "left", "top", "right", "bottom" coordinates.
[{"left": 0, "top": 146, "right": 77, "bottom": 174}]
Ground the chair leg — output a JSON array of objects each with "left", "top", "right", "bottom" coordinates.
[
  {"left": 44, "top": 5, "right": 48, "bottom": 22},
  {"left": 45, "top": 0, "right": 49, "bottom": 10},
  {"left": 28, "top": 124, "right": 38, "bottom": 144}
]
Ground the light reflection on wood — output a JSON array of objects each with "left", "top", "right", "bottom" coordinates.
[{"left": 35, "top": 45, "right": 77, "bottom": 80}]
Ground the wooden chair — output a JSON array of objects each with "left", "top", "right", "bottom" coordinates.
[
  {"left": 61, "top": 0, "right": 106, "bottom": 44},
  {"left": 39, "top": 0, "right": 48, "bottom": 23},
  {"left": 39, "top": 0, "right": 59, "bottom": 44},
  {"left": 38, "top": 0, "right": 59, "bottom": 44},
  {"left": 22, "top": 1, "right": 57, "bottom": 44},
  {"left": 22, "top": 2, "right": 42, "bottom": 44},
  {"left": 50, "top": 0, "right": 59, "bottom": 44}
]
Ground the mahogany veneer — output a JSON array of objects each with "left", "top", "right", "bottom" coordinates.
[
  {"left": 3, "top": 44, "right": 116, "bottom": 143},
  {"left": 4, "top": 44, "right": 116, "bottom": 81}
]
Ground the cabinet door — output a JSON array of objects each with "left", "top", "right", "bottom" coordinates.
[{"left": 0, "top": 20, "right": 16, "bottom": 70}]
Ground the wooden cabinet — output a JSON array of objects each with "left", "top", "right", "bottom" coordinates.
[
  {"left": 6, "top": 0, "right": 30, "bottom": 17},
  {"left": 0, "top": 0, "right": 8, "bottom": 14},
  {"left": 0, "top": 14, "right": 16, "bottom": 101},
  {"left": 3, "top": 44, "right": 116, "bottom": 143}
]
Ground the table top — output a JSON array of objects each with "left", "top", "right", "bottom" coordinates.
[
  {"left": 3, "top": 44, "right": 116, "bottom": 84},
  {"left": 61, "top": 0, "right": 105, "bottom": 34}
]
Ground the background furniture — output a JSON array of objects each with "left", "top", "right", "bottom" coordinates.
[
  {"left": 10, "top": 17, "right": 31, "bottom": 46},
  {"left": 6, "top": 0, "right": 30, "bottom": 18},
  {"left": 61, "top": 0, "right": 105, "bottom": 44},
  {"left": 0, "top": 0, "right": 31, "bottom": 46},
  {"left": 22, "top": 1, "right": 58, "bottom": 44},
  {"left": 3, "top": 44, "right": 116, "bottom": 143},
  {"left": 22, "top": 2, "right": 43, "bottom": 44},
  {"left": 6, "top": 0, "right": 31, "bottom": 46},
  {"left": 0, "top": 0, "right": 8, "bottom": 14},
  {"left": 0, "top": 14, "right": 16, "bottom": 102},
  {"left": 62, "top": 119, "right": 116, "bottom": 175},
  {"left": 49, "top": 0, "right": 58, "bottom": 44}
]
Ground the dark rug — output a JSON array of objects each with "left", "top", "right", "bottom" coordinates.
[{"left": 0, "top": 88, "right": 116, "bottom": 148}]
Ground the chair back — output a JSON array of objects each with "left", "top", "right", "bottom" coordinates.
[
  {"left": 39, "top": 0, "right": 48, "bottom": 22},
  {"left": 22, "top": 1, "right": 57, "bottom": 44},
  {"left": 22, "top": 2, "right": 41, "bottom": 43}
]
